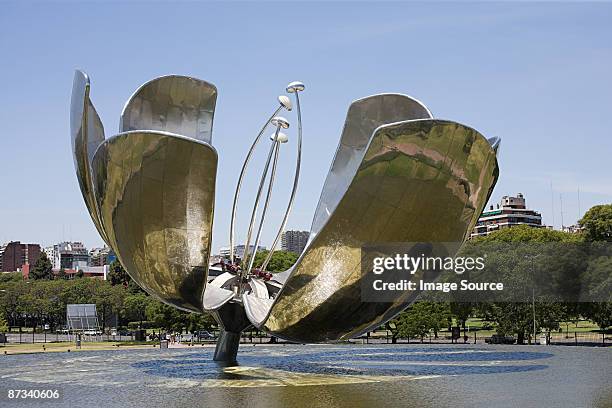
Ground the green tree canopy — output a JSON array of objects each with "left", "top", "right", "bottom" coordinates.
[
  {"left": 251, "top": 250, "right": 299, "bottom": 272},
  {"left": 108, "top": 260, "right": 131, "bottom": 286},
  {"left": 474, "top": 224, "right": 581, "bottom": 243},
  {"left": 29, "top": 253, "right": 53, "bottom": 280},
  {"left": 92, "top": 281, "right": 125, "bottom": 331},
  {"left": 457, "top": 211, "right": 612, "bottom": 342},
  {"left": 450, "top": 302, "right": 473, "bottom": 329},
  {"left": 0, "top": 280, "right": 29, "bottom": 326},
  {"left": 394, "top": 302, "right": 435, "bottom": 342},
  {"left": 146, "top": 301, "right": 186, "bottom": 332},
  {"left": 390, "top": 302, "right": 450, "bottom": 342},
  {"left": 580, "top": 204, "right": 612, "bottom": 242},
  {"left": 0, "top": 313, "right": 9, "bottom": 332},
  {"left": 0, "top": 272, "right": 22, "bottom": 283},
  {"left": 122, "top": 292, "right": 151, "bottom": 328},
  {"left": 580, "top": 303, "right": 612, "bottom": 330}
]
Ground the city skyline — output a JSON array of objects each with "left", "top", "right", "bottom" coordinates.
[
  {"left": 0, "top": 190, "right": 584, "bottom": 253},
  {"left": 1, "top": 2, "right": 611, "bottom": 253}
]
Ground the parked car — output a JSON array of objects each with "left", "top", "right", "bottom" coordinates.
[
  {"left": 196, "top": 330, "right": 215, "bottom": 340},
  {"left": 485, "top": 334, "right": 516, "bottom": 344}
]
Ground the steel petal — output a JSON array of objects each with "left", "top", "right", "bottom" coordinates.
[
  {"left": 309, "top": 94, "right": 433, "bottom": 241},
  {"left": 120, "top": 75, "right": 217, "bottom": 144},
  {"left": 91, "top": 131, "right": 217, "bottom": 312},
  {"left": 257, "top": 119, "right": 498, "bottom": 342},
  {"left": 70, "top": 70, "right": 108, "bottom": 243}
]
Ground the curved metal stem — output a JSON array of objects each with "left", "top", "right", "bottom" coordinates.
[
  {"left": 262, "top": 92, "right": 302, "bottom": 271},
  {"left": 229, "top": 106, "right": 283, "bottom": 264},
  {"left": 240, "top": 126, "right": 280, "bottom": 275},
  {"left": 246, "top": 140, "right": 281, "bottom": 276}
]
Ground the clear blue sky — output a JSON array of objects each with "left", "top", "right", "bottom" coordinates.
[{"left": 1, "top": 1, "right": 611, "bottom": 253}]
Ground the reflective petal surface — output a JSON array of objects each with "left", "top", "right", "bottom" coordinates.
[
  {"left": 309, "top": 94, "right": 432, "bottom": 240},
  {"left": 70, "top": 70, "right": 108, "bottom": 243},
  {"left": 91, "top": 131, "right": 217, "bottom": 312},
  {"left": 120, "top": 75, "right": 217, "bottom": 143},
  {"left": 258, "top": 119, "right": 499, "bottom": 342},
  {"left": 71, "top": 71, "right": 501, "bottom": 360}
]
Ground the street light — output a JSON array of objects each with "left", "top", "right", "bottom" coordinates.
[{"left": 524, "top": 254, "right": 541, "bottom": 344}]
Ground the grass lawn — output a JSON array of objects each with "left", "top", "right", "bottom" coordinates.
[
  {"left": 556, "top": 320, "right": 602, "bottom": 333},
  {"left": 463, "top": 318, "right": 602, "bottom": 336},
  {"left": 0, "top": 341, "right": 158, "bottom": 355}
]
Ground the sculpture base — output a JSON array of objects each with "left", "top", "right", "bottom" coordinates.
[
  {"left": 211, "top": 301, "right": 252, "bottom": 363},
  {"left": 213, "top": 330, "right": 242, "bottom": 363}
]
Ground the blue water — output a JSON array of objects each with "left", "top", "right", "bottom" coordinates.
[
  {"left": 0, "top": 344, "right": 609, "bottom": 408},
  {"left": 132, "top": 346, "right": 553, "bottom": 378}
]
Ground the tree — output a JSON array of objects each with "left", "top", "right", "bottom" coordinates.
[
  {"left": 475, "top": 224, "right": 581, "bottom": 243},
  {"left": 537, "top": 300, "right": 567, "bottom": 336},
  {"left": 57, "top": 269, "right": 67, "bottom": 280},
  {"left": 0, "top": 272, "right": 22, "bottom": 283},
  {"left": 580, "top": 254, "right": 612, "bottom": 302},
  {"left": 146, "top": 301, "right": 187, "bottom": 332},
  {"left": 38, "top": 281, "right": 65, "bottom": 331},
  {"left": 186, "top": 312, "right": 215, "bottom": 333},
  {"left": 127, "top": 279, "right": 146, "bottom": 295},
  {"left": 108, "top": 260, "right": 144, "bottom": 294},
  {"left": 581, "top": 303, "right": 612, "bottom": 330},
  {"left": 108, "top": 260, "right": 131, "bottom": 286},
  {"left": 397, "top": 307, "right": 430, "bottom": 342},
  {"left": 145, "top": 300, "right": 216, "bottom": 333},
  {"left": 395, "top": 302, "right": 441, "bottom": 342},
  {"left": 93, "top": 281, "right": 126, "bottom": 332},
  {"left": 75, "top": 269, "right": 85, "bottom": 278},
  {"left": 0, "top": 313, "right": 8, "bottom": 332},
  {"left": 450, "top": 302, "right": 473, "bottom": 333},
  {"left": 460, "top": 224, "right": 581, "bottom": 343},
  {"left": 580, "top": 204, "right": 612, "bottom": 242},
  {"left": 251, "top": 250, "right": 298, "bottom": 272},
  {"left": 487, "top": 303, "right": 532, "bottom": 343},
  {"left": 29, "top": 253, "right": 53, "bottom": 280},
  {"left": 123, "top": 292, "right": 150, "bottom": 328},
  {"left": 427, "top": 302, "right": 451, "bottom": 339},
  {"left": 0, "top": 278, "right": 129, "bottom": 332},
  {"left": 60, "top": 278, "right": 98, "bottom": 305},
  {"left": 0, "top": 281, "right": 28, "bottom": 326}
]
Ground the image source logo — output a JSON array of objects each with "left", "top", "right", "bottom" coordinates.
[
  {"left": 361, "top": 242, "right": 612, "bottom": 303},
  {"left": 361, "top": 242, "right": 467, "bottom": 302},
  {"left": 372, "top": 252, "right": 486, "bottom": 275}
]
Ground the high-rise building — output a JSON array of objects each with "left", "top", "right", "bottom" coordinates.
[
  {"left": 562, "top": 224, "right": 584, "bottom": 234},
  {"left": 43, "top": 246, "right": 56, "bottom": 264},
  {"left": 281, "top": 230, "right": 309, "bottom": 254},
  {"left": 89, "top": 246, "right": 116, "bottom": 266},
  {"left": 471, "top": 193, "right": 544, "bottom": 238},
  {"left": 218, "top": 244, "right": 266, "bottom": 260},
  {"left": 48, "top": 242, "right": 90, "bottom": 270},
  {"left": 0, "top": 241, "right": 42, "bottom": 272}
]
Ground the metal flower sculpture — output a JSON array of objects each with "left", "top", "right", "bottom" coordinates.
[{"left": 71, "top": 70, "right": 499, "bottom": 362}]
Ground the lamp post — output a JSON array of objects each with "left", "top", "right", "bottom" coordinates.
[
  {"left": 532, "top": 285, "right": 536, "bottom": 343},
  {"left": 525, "top": 254, "right": 540, "bottom": 344}
]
